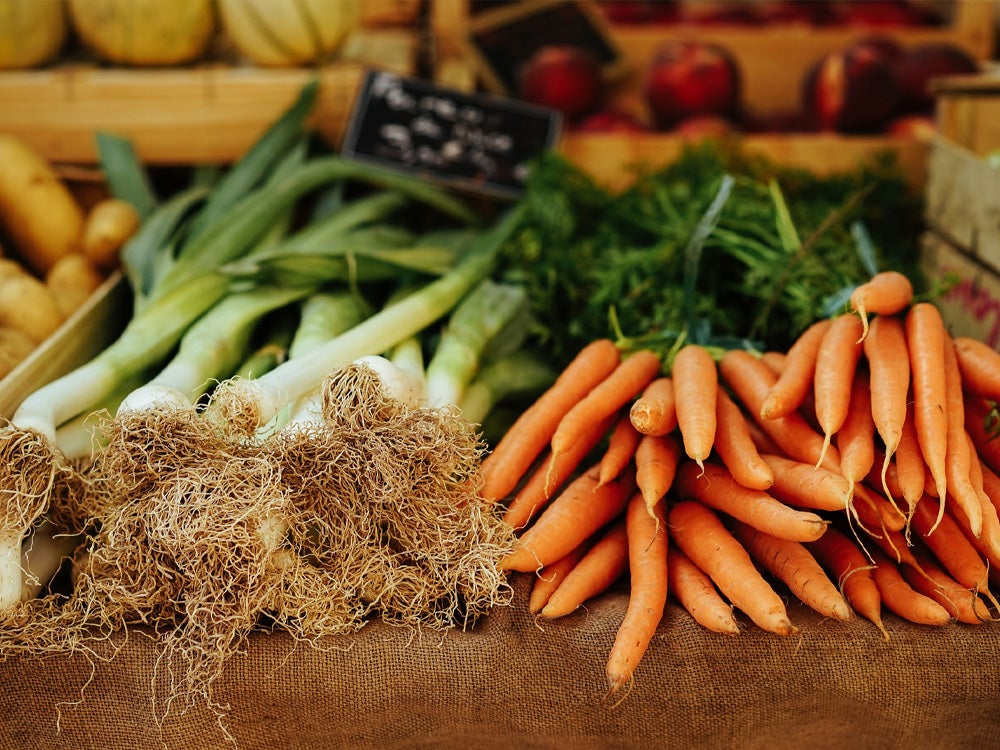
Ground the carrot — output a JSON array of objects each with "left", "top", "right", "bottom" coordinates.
[
  {"left": 501, "top": 465, "right": 635, "bottom": 573},
  {"left": 813, "top": 314, "right": 865, "bottom": 469},
  {"left": 851, "top": 490, "right": 919, "bottom": 568},
  {"left": 953, "top": 335, "right": 1000, "bottom": 401},
  {"left": 759, "top": 318, "right": 831, "bottom": 420},
  {"left": 905, "top": 302, "right": 949, "bottom": 524},
  {"left": 634, "top": 433, "right": 681, "bottom": 519},
  {"left": 869, "top": 546, "right": 952, "bottom": 626},
  {"left": 713, "top": 387, "right": 773, "bottom": 491},
  {"left": 849, "top": 270, "right": 914, "bottom": 342},
  {"left": 541, "top": 518, "right": 629, "bottom": 619},
  {"left": 808, "top": 526, "right": 887, "bottom": 638},
  {"left": 528, "top": 541, "right": 592, "bottom": 615},
  {"left": 892, "top": 405, "right": 927, "bottom": 512},
  {"left": 480, "top": 338, "right": 621, "bottom": 502},
  {"left": 909, "top": 494, "right": 991, "bottom": 595},
  {"left": 503, "top": 412, "right": 616, "bottom": 531},
  {"left": 674, "top": 460, "right": 828, "bottom": 542},
  {"left": 759, "top": 351, "right": 786, "bottom": 376},
  {"left": 863, "top": 314, "right": 910, "bottom": 498},
  {"left": 605, "top": 491, "right": 668, "bottom": 700},
  {"left": 667, "top": 545, "right": 740, "bottom": 635},
  {"left": 671, "top": 344, "right": 718, "bottom": 470},
  {"left": 730, "top": 520, "right": 852, "bottom": 621},
  {"left": 760, "top": 453, "right": 852, "bottom": 512},
  {"left": 836, "top": 369, "right": 875, "bottom": 503},
  {"left": 628, "top": 376, "right": 676, "bottom": 437},
  {"left": 853, "top": 482, "right": 908, "bottom": 534},
  {"left": 719, "top": 349, "right": 839, "bottom": 471},
  {"left": 942, "top": 335, "right": 985, "bottom": 538},
  {"left": 903, "top": 548, "right": 991, "bottom": 625},
  {"left": 551, "top": 349, "right": 662, "bottom": 461},
  {"left": 668, "top": 499, "right": 797, "bottom": 636},
  {"left": 965, "top": 397, "right": 1000, "bottom": 476},
  {"left": 598, "top": 413, "right": 641, "bottom": 487}
]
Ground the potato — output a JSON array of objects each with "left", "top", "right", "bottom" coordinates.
[
  {"left": 0, "top": 272, "right": 65, "bottom": 343},
  {"left": 0, "top": 0, "right": 68, "bottom": 70},
  {"left": 0, "top": 134, "right": 84, "bottom": 275},
  {"left": 0, "top": 325, "right": 37, "bottom": 379},
  {"left": 46, "top": 253, "right": 105, "bottom": 319},
  {"left": 82, "top": 198, "right": 140, "bottom": 270}
]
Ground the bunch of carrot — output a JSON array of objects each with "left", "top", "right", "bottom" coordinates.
[{"left": 480, "top": 269, "right": 1000, "bottom": 700}]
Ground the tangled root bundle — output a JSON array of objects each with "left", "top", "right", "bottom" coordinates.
[{"left": 0, "top": 361, "right": 514, "bottom": 725}]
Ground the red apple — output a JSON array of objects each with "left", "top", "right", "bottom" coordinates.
[
  {"left": 830, "top": 0, "right": 927, "bottom": 27},
  {"left": 644, "top": 40, "right": 741, "bottom": 130},
  {"left": 575, "top": 108, "right": 649, "bottom": 133},
  {"left": 803, "top": 41, "right": 900, "bottom": 133},
  {"left": 894, "top": 42, "right": 978, "bottom": 113},
  {"left": 517, "top": 45, "right": 603, "bottom": 120}
]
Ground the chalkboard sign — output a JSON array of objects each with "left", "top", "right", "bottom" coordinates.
[
  {"left": 340, "top": 70, "right": 563, "bottom": 200},
  {"left": 467, "top": 0, "right": 628, "bottom": 95}
]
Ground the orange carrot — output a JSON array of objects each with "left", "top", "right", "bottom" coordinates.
[
  {"left": 863, "top": 314, "right": 910, "bottom": 497},
  {"left": 713, "top": 387, "right": 773, "bottom": 491},
  {"left": 865, "top": 447, "right": 903, "bottom": 505},
  {"left": 808, "top": 526, "right": 887, "bottom": 637},
  {"left": 953, "top": 335, "right": 1000, "bottom": 401},
  {"left": 851, "top": 490, "right": 918, "bottom": 567},
  {"left": 503, "top": 413, "right": 616, "bottom": 531},
  {"left": 668, "top": 499, "right": 797, "bottom": 636},
  {"left": 540, "top": 518, "right": 629, "bottom": 619},
  {"left": 813, "top": 314, "right": 865, "bottom": 468},
  {"left": 849, "top": 270, "right": 914, "bottom": 342},
  {"left": 528, "top": 541, "right": 592, "bottom": 615},
  {"left": 481, "top": 338, "right": 620, "bottom": 502},
  {"left": 598, "top": 413, "right": 641, "bottom": 487},
  {"left": 730, "top": 520, "right": 852, "bottom": 621},
  {"left": 942, "top": 335, "right": 984, "bottom": 538},
  {"left": 667, "top": 545, "right": 740, "bottom": 635},
  {"left": 502, "top": 465, "right": 634, "bottom": 573},
  {"left": 910, "top": 494, "right": 991, "bottom": 595},
  {"left": 759, "top": 318, "right": 831, "bottom": 421},
  {"left": 671, "top": 343, "right": 718, "bottom": 470},
  {"left": 905, "top": 302, "right": 949, "bottom": 524},
  {"left": 759, "top": 351, "right": 786, "bottom": 376},
  {"left": 719, "top": 349, "right": 839, "bottom": 470},
  {"left": 869, "top": 546, "right": 951, "bottom": 626},
  {"left": 836, "top": 369, "right": 875, "bottom": 502},
  {"left": 965, "top": 396, "right": 1000, "bottom": 476},
  {"left": 760, "top": 453, "right": 852, "bottom": 512},
  {"left": 674, "top": 460, "right": 828, "bottom": 542},
  {"left": 903, "top": 548, "right": 991, "bottom": 625},
  {"left": 628, "top": 376, "right": 677, "bottom": 437},
  {"left": 634, "top": 432, "right": 681, "bottom": 519},
  {"left": 605, "top": 491, "right": 668, "bottom": 699},
  {"left": 551, "top": 349, "right": 662, "bottom": 460},
  {"left": 853, "top": 482, "right": 908, "bottom": 534},
  {"left": 892, "top": 405, "right": 927, "bottom": 512}
]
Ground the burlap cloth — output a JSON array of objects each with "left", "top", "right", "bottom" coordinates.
[{"left": 1, "top": 573, "right": 998, "bottom": 750}]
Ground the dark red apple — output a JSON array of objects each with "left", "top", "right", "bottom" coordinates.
[
  {"left": 803, "top": 41, "right": 900, "bottom": 133},
  {"left": 644, "top": 40, "right": 741, "bottom": 130},
  {"left": 517, "top": 45, "right": 603, "bottom": 120},
  {"left": 852, "top": 35, "right": 905, "bottom": 66},
  {"left": 894, "top": 42, "right": 978, "bottom": 113},
  {"left": 830, "top": 0, "right": 927, "bottom": 27},
  {"left": 575, "top": 108, "right": 649, "bottom": 133}
]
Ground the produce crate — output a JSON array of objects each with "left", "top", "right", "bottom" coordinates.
[
  {"left": 0, "top": 27, "right": 417, "bottom": 167},
  {"left": 429, "top": 0, "right": 996, "bottom": 191},
  {"left": 923, "top": 74, "right": 1000, "bottom": 349}
]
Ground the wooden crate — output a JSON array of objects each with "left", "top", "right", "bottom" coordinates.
[
  {"left": 0, "top": 28, "right": 417, "bottom": 166},
  {"left": 428, "top": 0, "right": 992, "bottom": 191},
  {"left": 935, "top": 70, "right": 1000, "bottom": 156}
]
